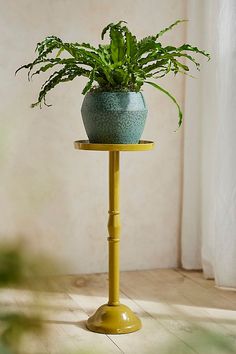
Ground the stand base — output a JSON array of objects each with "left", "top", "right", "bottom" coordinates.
[{"left": 86, "top": 303, "right": 142, "bottom": 334}]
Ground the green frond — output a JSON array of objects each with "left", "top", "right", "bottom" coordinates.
[
  {"left": 145, "top": 81, "right": 183, "bottom": 127},
  {"left": 82, "top": 67, "right": 96, "bottom": 95},
  {"left": 155, "top": 19, "right": 187, "bottom": 39},
  {"left": 101, "top": 20, "right": 127, "bottom": 40},
  {"left": 32, "top": 65, "right": 88, "bottom": 107},
  {"left": 101, "top": 22, "right": 113, "bottom": 40},
  {"left": 179, "top": 44, "right": 211, "bottom": 60},
  {"left": 16, "top": 19, "right": 210, "bottom": 128}
]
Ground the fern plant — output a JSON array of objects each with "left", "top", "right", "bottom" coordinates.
[{"left": 16, "top": 20, "right": 210, "bottom": 127}]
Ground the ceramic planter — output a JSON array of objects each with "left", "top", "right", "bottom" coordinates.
[{"left": 81, "top": 92, "right": 148, "bottom": 144}]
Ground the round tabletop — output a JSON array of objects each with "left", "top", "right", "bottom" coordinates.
[{"left": 74, "top": 140, "right": 154, "bottom": 152}]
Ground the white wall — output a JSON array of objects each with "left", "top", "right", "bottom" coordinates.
[{"left": 0, "top": 0, "right": 186, "bottom": 273}]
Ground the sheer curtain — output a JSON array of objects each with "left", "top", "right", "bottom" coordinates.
[{"left": 181, "top": 0, "right": 236, "bottom": 288}]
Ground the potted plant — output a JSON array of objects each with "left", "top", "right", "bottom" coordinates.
[{"left": 16, "top": 20, "right": 209, "bottom": 144}]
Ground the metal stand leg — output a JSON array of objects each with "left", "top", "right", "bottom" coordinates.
[
  {"left": 86, "top": 151, "right": 141, "bottom": 334},
  {"left": 108, "top": 151, "right": 120, "bottom": 306}
]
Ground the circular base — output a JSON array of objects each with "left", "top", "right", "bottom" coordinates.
[{"left": 86, "top": 303, "right": 142, "bottom": 334}]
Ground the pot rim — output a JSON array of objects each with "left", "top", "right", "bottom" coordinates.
[{"left": 86, "top": 91, "right": 144, "bottom": 95}]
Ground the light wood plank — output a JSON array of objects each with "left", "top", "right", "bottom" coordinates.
[
  {"left": 120, "top": 269, "right": 236, "bottom": 354},
  {"left": 1, "top": 270, "right": 236, "bottom": 354},
  {"left": 63, "top": 273, "right": 195, "bottom": 354},
  {"left": 49, "top": 276, "right": 121, "bottom": 354},
  {"left": 177, "top": 269, "right": 236, "bottom": 306}
]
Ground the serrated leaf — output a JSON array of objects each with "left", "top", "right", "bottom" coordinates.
[
  {"left": 16, "top": 19, "right": 210, "bottom": 113},
  {"left": 110, "top": 27, "right": 125, "bottom": 63},
  {"left": 177, "top": 43, "right": 210, "bottom": 60},
  {"left": 156, "top": 19, "right": 187, "bottom": 39},
  {"left": 82, "top": 67, "right": 96, "bottom": 94},
  {"left": 101, "top": 20, "right": 127, "bottom": 40},
  {"left": 125, "top": 29, "right": 137, "bottom": 60},
  {"left": 101, "top": 22, "right": 113, "bottom": 40}
]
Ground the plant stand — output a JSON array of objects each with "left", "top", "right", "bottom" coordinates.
[{"left": 74, "top": 140, "right": 154, "bottom": 334}]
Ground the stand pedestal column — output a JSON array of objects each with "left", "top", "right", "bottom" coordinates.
[
  {"left": 108, "top": 151, "right": 121, "bottom": 306},
  {"left": 87, "top": 151, "right": 141, "bottom": 334},
  {"left": 74, "top": 140, "right": 154, "bottom": 334}
]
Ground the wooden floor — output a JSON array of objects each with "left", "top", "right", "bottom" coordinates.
[{"left": 1, "top": 269, "right": 236, "bottom": 354}]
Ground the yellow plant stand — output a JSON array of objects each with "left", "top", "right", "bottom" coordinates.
[{"left": 74, "top": 140, "right": 154, "bottom": 334}]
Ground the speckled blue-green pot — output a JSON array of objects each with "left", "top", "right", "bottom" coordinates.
[{"left": 81, "top": 92, "right": 148, "bottom": 144}]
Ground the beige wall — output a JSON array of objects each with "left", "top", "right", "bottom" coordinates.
[{"left": 0, "top": 0, "right": 186, "bottom": 273}]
